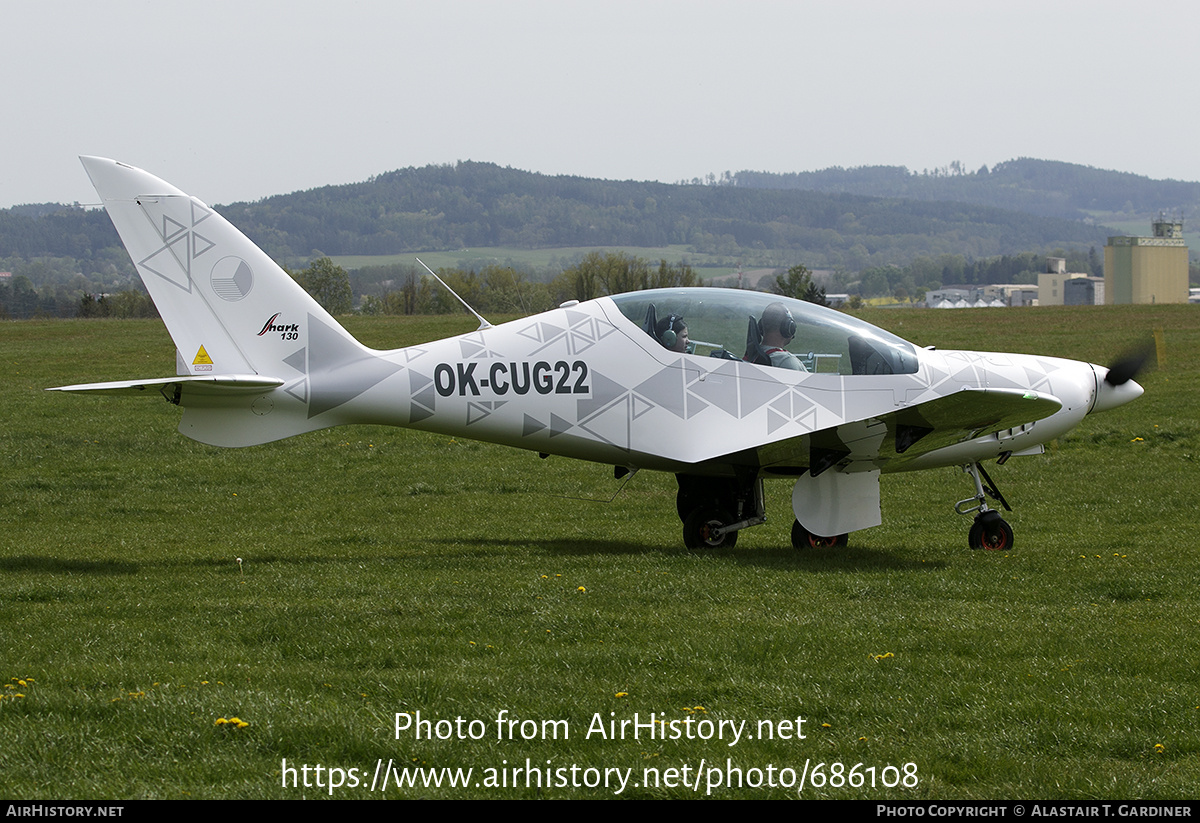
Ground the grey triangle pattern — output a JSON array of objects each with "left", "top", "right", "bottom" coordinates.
[
  {"left": 190, "top": 199, "right": 212, "bottom": 226},
  {"left": 578, "top": 395, "right": 630, "bottom": 449},
  {"left": 630, "top": 394, "right": 655, "bottom": 420},
  {"left": 795, "top": 386, "right": 831, "bottom": 417},
  {"left": 283, "top": 378, "right": 309, "bottom": 403},
  {"left": 162, "top": 214, "right": 186, "bottom": 241},
  {"left": 307, "top": 314, "right": 404, "bottom": 418},
  {"left": 576, "top": 371, "right": 627, "bottom": 422},
  {"left": 466, "top": 403, "right": 492, "bottom": 425},
  {"left": 767, "top": 406, "right": 791, "bottom": 434},
  {"left": 283, "top": 348, "right": 307, "bottom": 374},
  {"left": 769, "top": 393, "right": 792, "bottom": 418},
  {"left": 138, "top": 239, "right": 192, "bottom": 291},
  {"left": 1023, "top": 365, "right": 1051, "bottom": 390},
  {"left": 192, "top": 233, "right": 216, "bottom": 258},
  {"left": 550, "top": 413, "right": 572, "bottom": 437},
  {"left": 632, "top": 363, "right": 686, "bottom": 419},
  {"left": 685, "top": 392, "right": 710, "bottom": 419},
  {"left": 522, "top": 414, "right": 546, "bottom": 436},
  {"left": 739, "top": 371, "right": 788, "bottom": 417},
  {"left": 409, "top": 370, "right": 433, "bottom": 392},
  {"left": 687, "top": 367, "right": 739, "bottom": 417}
]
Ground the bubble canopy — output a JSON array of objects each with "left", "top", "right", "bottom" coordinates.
[{"left": 608, "top": 288, "right": 919, "bottom": 375}]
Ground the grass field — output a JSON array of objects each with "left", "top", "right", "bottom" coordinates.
[{"left": 1, "top": 304, "right": 1197, "bottom": 799}]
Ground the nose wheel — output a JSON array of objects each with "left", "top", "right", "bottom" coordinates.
[{"left": 968, "top": 510, "right": 1013, "bottom": 551}]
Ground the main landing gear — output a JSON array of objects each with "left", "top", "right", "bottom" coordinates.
[
  {"left": 791, "top": 520, "right": 849, "bottom": 549},
  {"left": 956, "top": 462, "right": 1014, "bottom": 551},
  {"left": 675, "top": 473, "right": 851, "bottom": 550},
  {"left": 676, "top": 473, "right": 766, "bottom": 549}
]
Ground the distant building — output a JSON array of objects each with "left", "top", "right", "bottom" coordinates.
[
  {"left": 1038, "top": 258, "right": 1091, "bottom": 307},
  {"left": 925, "top": 287, "right": 1005, "bottom": 309},
  {"left": 1104, "top": 214, "right": 1189, "bottom": 304},
  {"left": 984, "top": 284, "right": 1038, "bottom": 307},
  {"left": 1063, "top": 276, "right": 1105, "bottom": 306}
]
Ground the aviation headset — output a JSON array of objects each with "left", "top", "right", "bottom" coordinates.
[
  {"left": 657, "top": 314, "right": 686, "bottom": 348},
  {"left": 759, "top": 307, "right": 796, "bottom": 341}
]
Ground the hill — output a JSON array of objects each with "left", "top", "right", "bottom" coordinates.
[
  {"left": 4, "top": 161, "right": 1112, "bottom": 278},
  {"left": 732, "top": 158, "right": 1200, "bottom": 224},
  {"left": 220, "top": 161, "right": 1107, "bottom": 266}
]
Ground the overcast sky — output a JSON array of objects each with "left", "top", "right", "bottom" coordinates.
[{"left": 4, "top": 0, "right": 1198, "bottom": 209}]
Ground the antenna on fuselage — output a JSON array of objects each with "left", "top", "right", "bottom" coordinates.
[{"left": 415, "top": 257, "right": 492, "bottom": 330}]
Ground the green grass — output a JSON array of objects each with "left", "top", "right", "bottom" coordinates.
[{"left": 1, "top": 305, "right": 1198, "bottom": 798}]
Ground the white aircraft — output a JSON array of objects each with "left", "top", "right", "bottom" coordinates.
[{"left": 51, "top": 157, "right": 1145, "bottom": 551}]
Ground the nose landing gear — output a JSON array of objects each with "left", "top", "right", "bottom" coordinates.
[{"left": 957, "top": 462, "right": 1014, "bottom": 551}]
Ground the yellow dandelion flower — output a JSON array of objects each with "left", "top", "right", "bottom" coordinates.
[
  {"left": 615, "top": 692, "right": 628, "bottom": 698},
  {"left": 1155, "top": 743, "right": 1165, "bottom": 753},
  {"left": 577, "top": 586, "right": 586, "bottom": 592},
  {"left": 214, "top": 718, "right": 229, "bottom": 726}
]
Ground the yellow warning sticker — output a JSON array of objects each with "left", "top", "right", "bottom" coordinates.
[{"left": 193, "top": 345, "right": 213, "bottom": 372}]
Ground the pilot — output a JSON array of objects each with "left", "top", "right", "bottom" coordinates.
[
  {"left": 655, "top": 314, "right": 690, "bottom": 353},
  {"left": 757, "top": 302, "right": 806, "bottom": 371}
]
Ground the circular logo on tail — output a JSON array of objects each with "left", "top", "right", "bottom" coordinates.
[{"left": 211, "top": 256, "right": 254, "bottom": 301}]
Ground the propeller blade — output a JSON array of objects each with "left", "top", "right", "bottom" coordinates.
[{"left": 1105, "top": 345, "right": 1153, "bottom": 386}]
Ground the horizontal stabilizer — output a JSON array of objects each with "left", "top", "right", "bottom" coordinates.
[{"left": 47, "top": 374, "right": 284, "bottom": 398}]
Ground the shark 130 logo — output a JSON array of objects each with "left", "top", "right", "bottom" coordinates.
[{"left": 258, "top": 313, "right": 300, "bottom": 340}]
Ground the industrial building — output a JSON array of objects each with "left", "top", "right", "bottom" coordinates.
[{"left": 1104, "top": 215, "right": 1189, "bottom": 304}]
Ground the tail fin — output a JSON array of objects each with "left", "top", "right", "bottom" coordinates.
[{"left": 68, "top": 157, "right": 399, "bottom": 446}]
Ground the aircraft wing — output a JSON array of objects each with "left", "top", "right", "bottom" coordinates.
[{"left": 749, "top": 387, "right": 1063, "bottom": 474}]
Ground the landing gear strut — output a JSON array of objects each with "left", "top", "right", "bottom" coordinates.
[
  {"left": 956, "top": 462, "right": 1014, "bottom": 551},
  {"left": 676, "top": 473, "right": 766, "bottom": 549}
]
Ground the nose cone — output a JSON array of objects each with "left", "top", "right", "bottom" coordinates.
[{"left": 1091, "top": 365, "right": 1145, "bottom": 413}]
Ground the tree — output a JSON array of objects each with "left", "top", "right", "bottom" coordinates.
[
  {"left": 774, "top": 264, "right": 828, "bottom": 306},
  {"left": 295, "top": 257, "right": 352, "bottom": 314}
]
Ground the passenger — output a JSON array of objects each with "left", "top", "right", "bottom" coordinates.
[
  {"left": 655, "top": 314, "right": 690, "bottom": 353},
  {"left": 756, "top": 302, "right": 805, "bottom": 371}
]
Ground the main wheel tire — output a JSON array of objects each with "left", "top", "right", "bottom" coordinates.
[
  {"left": 683, "top": 507, "right": 738, "bottom": 549},
  {"left": 968, "top": 513, "right": 1014, "bottom": 551},
  {"left": 791, "top": 520, "right": 848, "bottom": 549}
]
